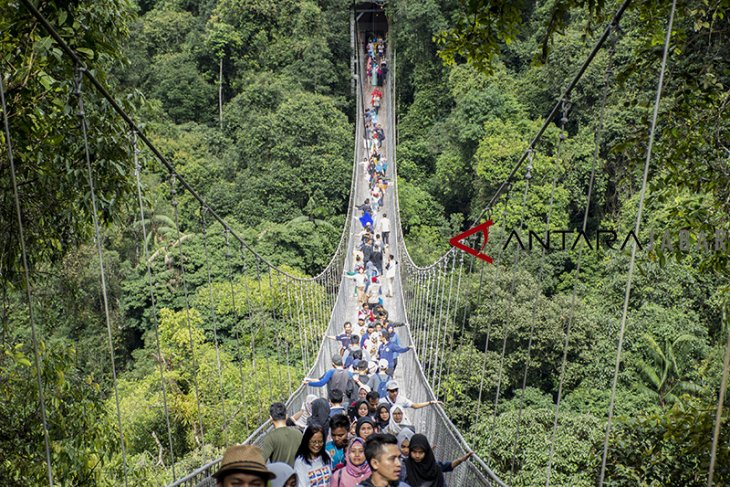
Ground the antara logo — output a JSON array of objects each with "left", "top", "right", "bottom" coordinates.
[{"left": 449, "top": 221, "right": 494, "bottom": 263}]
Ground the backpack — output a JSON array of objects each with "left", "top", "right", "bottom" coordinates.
[
  {"left": 329, "top": 369, "right": 355, "bottom": 403},
  {"left": 371, "top": 372, "right": 391, "bottom": 398}
]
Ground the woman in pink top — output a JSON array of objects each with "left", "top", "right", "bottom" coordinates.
[{"left": 329, "top": 437, "right": 371, "bottom": 487}]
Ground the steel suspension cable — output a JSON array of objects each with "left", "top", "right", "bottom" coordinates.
[
  {"left": 436, "top": 254, "right": 456, "bottom": 395},
  {"left": 281, "top": 274, "right": 293, "bottom": 400},
  {"left": 298, "top": 281, "right": 309, "bottom": 371},
  {"left": 74, "top": 68, "right": 129, "bottom": 487},
  {"left": 169, "top": 174, "right": 205, "bottom": 446},
  {"left": 1, "top": 70, "right": 54, "bottom": 487},
  {"left": 237, "top": 242, "right": 262, "bottom": 423},
  {"left": 430, "top": 264, "right": 443, "bottom": 369},
  {"left": 268, "top": 267, "right": 284, "bottom": 393},
  {"left": 475, "top": 199, "right": 512, "bottom": 424},
  {"left": 295, "top": 280, "right": 308, "bottom": 373},
  {"left": 436, "top": 252, "right": 464, "bottom": 396},
  {"left": 445, "top": 253, "right": 472, "bottom": 386},
  {"left": 307, "top": 283, "right": 318, "bottom": 363},
  {"left": 253, "top": 258, "right": 274, "bottom": 407},
  {"left": 470, "top": 0, "right": 632, "bottom": 227},
  {"left": 410, "top": 269, "right": 420, "bottom": 333},
  {"left": 422, "top": 270, "right": 436, "bottom": 370},
  {"left": 509, "top": 104, "right": 565, "bottom": 484},
  {"left": 428, "top": 261, "right": 444, "bottom": 380},
  {"left": 201, "top": 208, "right": 229, "bottom": 446},
  {"left": 224, "top": 230, "right": 247, "bottom": 434},
  {"left": 413, "top": 270, "right": 425, "bottom": 350},
  {"left": 132, "top": 133, "right": 177, "bottom": 478},
  {"left": 438, "top": 252, "right": 463, "bottom": 397},
  {"left": 418, "top": 271, "right": 429, "bottom": 357},
  {"left": 598, "top": 1, "right": 677, "bottom": 483},
  {"left": 434, "top": 251, "right": 456, "bottom": 390},
  {"left": 487, "top": 156, "right": 534, "bottom": 455},
  {"left": 17, "top": 0, "right": 338, "bottom": 285},
  {"left": 284, "top": 277, "right": 296, "bottom": 398},
  {"left": 708, "top": 303, "right": 730, "bottom": 486},
  {"left": 546, "top": 44, "right": 613, "bottom": 485}
]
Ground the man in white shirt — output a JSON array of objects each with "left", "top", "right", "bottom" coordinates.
[
  {"left": 379, "top": 380, "right": 442, "bottom": 411},
  {"left": 376, "top": 213, "right": 391, "bottom": 247}
]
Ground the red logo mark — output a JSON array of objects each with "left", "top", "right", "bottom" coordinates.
[{"left": 449, "top": 221, "right": 494, "bottom": 263}]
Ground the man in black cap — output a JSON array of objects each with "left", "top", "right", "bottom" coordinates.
[{"left": 213, "top": 444, "right": 276, "bottom": 487}]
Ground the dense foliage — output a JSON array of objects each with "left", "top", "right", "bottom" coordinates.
[
  {"left": 389, "top": 0, "right": 730, "bottom": 484},
  {"left": 2, "top": 0, "right": 351, "bottom": 484},
  {"left": 1, "top": 0, "right": 728, "bottom": 485}
]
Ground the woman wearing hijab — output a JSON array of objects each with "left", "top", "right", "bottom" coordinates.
[
  {"left": 268, "top": 462, "right": 297, "bottom": 487},
  {"left": 292, "top": 394, "right": 318, "bottom": 430},
  {"left": 396, "top": 428, "right": 415, "bottom": 460},
  {"left": 375, "top": 403, "right": 391, "bottom": 432},
  {"left": 402, "top": 434, "right": 474, "bottom": 487},
  {"left": 294, "top": 424, "right": 332, "bottom": 487},
  {"left": 349, "top": 399, "right": 370, "bottom": 422},
  {"left": 329, "top": 437, "right": 371, "bottom": 487},
  {"left": 354, "top": 416, "right": 376, "bottom": 442},
  {"left": 387, "top": 405, "right": 413, "bottom": 435},
  {"left": 309, "top": 398, "right": 331, "bottom": 439}
]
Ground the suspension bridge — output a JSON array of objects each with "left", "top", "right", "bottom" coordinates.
[{"left": 3, "top": 0, "right": 729, "bottom": 486}]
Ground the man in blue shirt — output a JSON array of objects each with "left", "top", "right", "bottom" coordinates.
[
  {"left": 378, "top": 333, "right": 412, "bottom": 375},
  {"left": 326, "top": 321, "right": 353, "bottom": 353},
  {"left": 325, "top": 414, "right": 350, "bottom": 472},
  {"left": 360, "top": 323, "right": 376, "bottom": 348},
  {"left": 303, "top": 353, "right": 355, "bottom": 403}
]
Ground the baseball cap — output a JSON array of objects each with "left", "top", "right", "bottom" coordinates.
[
  {"left": 386, "top": 380, "right": 399, "bottom": 391},
  {"left": 378, "top": 359, "right": 388, "bottom": 369}
]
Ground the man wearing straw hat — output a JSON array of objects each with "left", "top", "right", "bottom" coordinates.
[{"left": 213, "top": 444, "right": 277, "bottom": 487}]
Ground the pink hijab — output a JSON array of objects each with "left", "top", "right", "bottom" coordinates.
[{"left": 330, "top": 437, "right": 371, "bottom": 487}]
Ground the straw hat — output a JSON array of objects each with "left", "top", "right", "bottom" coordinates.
[{"left": 212, "top": 445, "right": 275, "bottom": 480}]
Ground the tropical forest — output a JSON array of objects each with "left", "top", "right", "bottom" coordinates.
[{"left": 1, "top": 0, "right": 729, "bottom": 485}]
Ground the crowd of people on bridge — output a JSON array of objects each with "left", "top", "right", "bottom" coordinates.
[{"left": 210, "top": 33, "right": 473, "bottom": 487}]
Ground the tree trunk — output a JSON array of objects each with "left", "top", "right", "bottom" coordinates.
[{"left": 219, "top": 57, "right": 223, "bottom": 129}]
